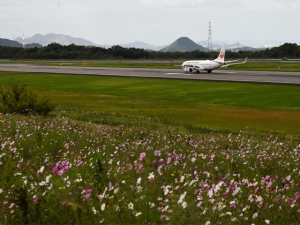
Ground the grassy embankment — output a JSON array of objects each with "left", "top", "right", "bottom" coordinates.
[
  {"left": 0, "top": 71, "right": 300, "bottom": 134},
  {"left": 1, "top": 110, "right": 300, "bottom": 224}
]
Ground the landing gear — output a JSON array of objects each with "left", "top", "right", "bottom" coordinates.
[
  {"left": 196, "top": 70, "right": 200, "bottom": 73},
  {"left": 207, "top": 70, "right": 212, "bottom": 73}
]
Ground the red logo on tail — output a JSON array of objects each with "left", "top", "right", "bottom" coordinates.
[{"left": 220, "top": 52, "right": 224, "bottom": 59}]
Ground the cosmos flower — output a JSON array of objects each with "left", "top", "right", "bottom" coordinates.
[
  {"left": 140, "top": 152, "right": 146, "bottom": 161},
  {"left": 101, "top": 203, "right": 106, "bottom": 211},
  {"left": 137, "top": 177, "right": 142, "bottom": 184},
  {"left": 76, "top": 161, "right": 83, "bottom": 167},
  {"left": 135, "top": 212, "right": 142, "bottom": 217},
  {"left": 128, "top": 202, "right": 134, "bottom": 210},
  {"left": 181, "top": 201, "right": 187, "bottom": 209},
  {"left": 148, "top": 172, "right": 155, "bottom": 181},
  {"left": 33, "top": 195, "right": 38, "bottom": 204}
]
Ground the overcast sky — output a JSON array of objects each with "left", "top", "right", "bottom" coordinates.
[{"left": 1, "top": 0, "right": 300, "bottom": 46}]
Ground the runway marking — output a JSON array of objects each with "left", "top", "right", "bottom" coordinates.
[{"left": 165, "top": 73, "right": 194, "bottom": 75}]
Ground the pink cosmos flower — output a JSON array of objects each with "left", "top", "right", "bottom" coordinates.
[
  {"left": 76, "top": 161, "right": 83, "bottom": 167},
  {"left": 211, "top": 154, "right": 215, "bottom": 160},
  {"left": 33, "top": 195, "right": 38, "bottom": 204},
  {"left": 167, "top": 157, "right": 172, "bottom": 164},
  {"left": 157, "top": 165, "right": 162, "bottom": 174},
  {"left": 140, "top": 152, "right": 146, "bottom": 161},
  {"left": 154, "top": 150, "right": 161, "bottom": 156},
  {"left": 160, "top": 214, "right": 167, "bottom": 220}
]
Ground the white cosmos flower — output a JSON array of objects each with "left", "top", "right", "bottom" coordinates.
[
  {"left": 45, "top": 175, "right": 52, "bottom": 183},
  {"left": 101, "top": 203, "right": 106, "bottom": 211},
  {"left": 137, "top": 177, "right": 141, "bottom": 185},
  {"left": 38, "top": 166, "right": 45, "bottom": 173},
  {"left": 128, "top": 202, "right": 134, "bottom": 210},
  {"left": 178, "top": 191, "right": 187, "bottom": 204},
  {"left": 114, "top": 187, "right": 119, "bottom": 194},
  {"left": 181, "top": 201, "right": 187, "bottom": 209},
  {"left": 135, "top": 212, "right": 142, "bottom": 217},
  {"left": 148, "top": 172, "right": 155, "bottom": 181}
]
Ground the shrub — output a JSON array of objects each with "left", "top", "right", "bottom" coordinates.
[{"left": 0, "top": 81, "right": 56, "bottom": 116}]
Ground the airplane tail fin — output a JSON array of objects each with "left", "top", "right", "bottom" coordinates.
[{"left": 214, "top": 44, "right": 226, "bottom": 63}]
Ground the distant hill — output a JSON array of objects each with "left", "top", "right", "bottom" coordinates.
[
  {"left": 196, "top": 40, "right": 266, "bottom": 52},
  {"left": 15, "top": 33, "right": 97, "bottom": 46},
  {"left": 123, "top": 41, "right": 167, "bottom": 51},
  {"left": 124, "top": 41, "right": 157, "bottom": 50},
  {"left": 197, "top": 41, "right": 222, "bottom": 50},
  {"left": 160, "top": 37, "right": 207, "bottom": 52},
  {"left": 0, "top": 38, "right": 42, "bottom": 48}
]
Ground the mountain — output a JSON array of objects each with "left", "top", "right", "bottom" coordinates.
[
  {"left": 123, "top": 41, "right": 167, "bottom": 51},
  {"left": 15, "top": 33, "right": 97, "bottom": 46},
  {"left": 160, "top": 37, "right": 207, "bottom": 52},
  {"left": 124, "top": 41, "right": 157, "bottom": 50},
  {"left": 0, "top": 38, "right": 42, "bottom": 48},
  {"left": 196, "top": 41, "right": 222, "bottom": 50}
]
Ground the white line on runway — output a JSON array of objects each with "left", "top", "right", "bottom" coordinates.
[{"left": 165, "top": 73, "right": 194, "bottom": 75}]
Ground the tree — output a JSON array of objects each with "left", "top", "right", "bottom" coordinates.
[{"left": 0, "top": 82, "right": 56, "bottom": 116}]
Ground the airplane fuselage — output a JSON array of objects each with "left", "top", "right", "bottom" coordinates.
[
  {"left": 182, "top": 60, "right": 223, "bottom": 73},
  {"left": 181, "top": 44, "right": 246, "bottom": 73}
]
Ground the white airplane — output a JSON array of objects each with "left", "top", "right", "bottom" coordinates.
[{"left": 181, "top": 44, "right": 247, "bottom": 73}]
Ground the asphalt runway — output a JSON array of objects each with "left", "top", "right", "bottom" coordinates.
[{"left": 1, "top": 64, "right": 300, "bottom": 85}]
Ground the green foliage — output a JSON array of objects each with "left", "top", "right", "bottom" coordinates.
[
  {"left": 1, "top": 42, "right": 300, "bottom": 60},
  {"left": 0, "top": 81, "right": 56, "bottom": 116}
]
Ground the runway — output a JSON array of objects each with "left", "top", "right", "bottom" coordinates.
[{"left": 1, "top": 64, "right": 300, "bottom": 85}]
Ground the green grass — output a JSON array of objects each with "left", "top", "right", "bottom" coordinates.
[{"left": 1, "top": 71, "right": 300, "bottom": 134}]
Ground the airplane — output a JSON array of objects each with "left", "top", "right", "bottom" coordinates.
[{"left": 181, "top": 44, "right": 247, "bottom": 73}]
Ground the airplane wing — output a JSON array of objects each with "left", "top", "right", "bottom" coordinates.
[
  {"left": 225, "top": 59, "right": 241, "bottom": 63},
  {"left": 222, "top": 57, "right": 247, "bottom": 67}
]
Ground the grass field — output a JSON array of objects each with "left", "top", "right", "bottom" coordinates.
[{"left": 0, "top": 71, "right": 300, "bottom": 134}]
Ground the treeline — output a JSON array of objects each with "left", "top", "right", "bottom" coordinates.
[{"left": 0, "top": 42, "right": 300, "bottom": 60}]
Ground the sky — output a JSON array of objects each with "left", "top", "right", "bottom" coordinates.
[{"left": 1, "top": 0, "right": 300, "bottom": 47}]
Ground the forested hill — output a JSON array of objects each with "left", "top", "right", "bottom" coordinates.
[
  {"left": 0, "top": 38, "right": 42, "bottom": 48},
  {"left": 0, "top": 42, "right": 299, "bottom": 60}
]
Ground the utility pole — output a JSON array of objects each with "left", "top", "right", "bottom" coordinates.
[
  {"left": 23, "top": 34, "right": 26, "bottom": 49},
  {"left": 207, "top": 22, "right": 213, "bottom": 51}
]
